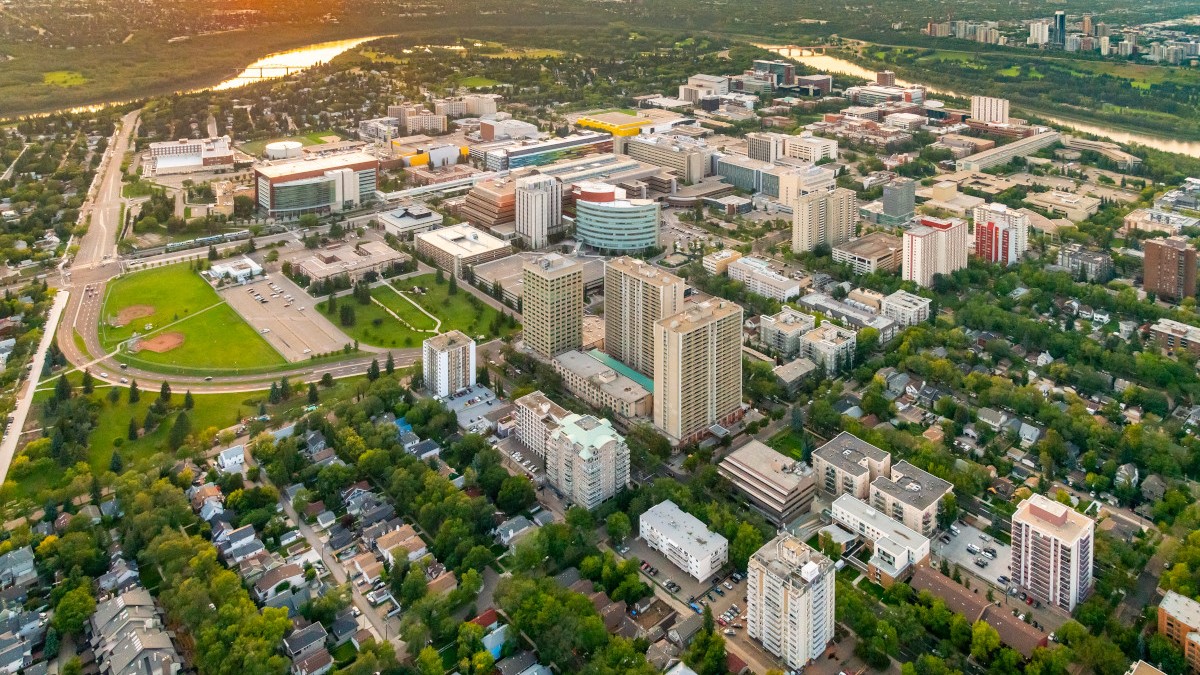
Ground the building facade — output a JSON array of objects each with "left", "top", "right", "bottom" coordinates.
[
  {"left": 604, "top": 257, "right": 686, "bottom": 377},
  {"left": 1144, "top": 236, "right": 1197, "bottom": 302},
  {"left": 254, "top": 152, "right": 379, "bottom": 218},
  {"left": 422, "top": 330, "right": 476, "bottom": 399},
  {"left": 833, "top": 232, "right": 903, "bottom": 275},
  {"left": 718, "top": 441, "right": 816, "bottom": 526},
  {"left": 902, "top": 216, "right": 969, "bottom": 287},
  {"left": 1158, "top": 591, "right": 1200, "bottom": 674},
  {"left": 799, "top": 324, "right": 856, "bottom": 373},
  {"left": 515, "top": 174, "right": 563, "bottom": 249},
  {"left": 728, "top": 257, "right": 801, "bottom": 301},
  {"left": 970, "top": 96, "right": 1011, "bottom": 124},
  {"left": 545, "top": 414, "right": 630, "bottom": 510},
  {"left": 1011, "top": 493, "right": 1094, "bottom": 612},
  {"left": 653, "top": 300, "right": 744, "bottom": 445},
  {"left": 830, "top": 494, "right": 930, "bottom": 587},
  {"left": 514, "top": 391, "right": 569, "bottom": 458},
  {"left": 640, "top": 500, "right": 729, "bottom": 581},
  {"left": 758, "top": 307, "right": 817, "bottom": 359},
  {"left": 792, "top": 188, "right": 857, "bottom": 253},
  {"left": 414, "top": 224, "right": 513, "bottom": 278},
  {"left": 573, "top": 182, "right": 661, "bottom": 254},
  {"left": 551, "top": 350, "right": 653, "bottom": 420},
  {"left": 880, "top": 290, "right": 932, "bottom": 326},
  {"left": 869, "top": 461, "right": 953, "bottom": 537},
  {"left": 522, "top": 254, "right": 584, "bottom": 358},
  {"left": 746, "top": 534, "right": 836, "bottom": 670},
  {"left": 974, "top": 203, "right": 1029, "bottom": 266}
]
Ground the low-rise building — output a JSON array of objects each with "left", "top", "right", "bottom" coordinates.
[
  {"left": 880, "top": 290, "right": 932, "bottom": 326},
  {"left": 728, "top": 257, "right": 801, "bottom": 301},
  {"left": 1149, "top": 318, "right": 1200, "bottom": 357},
  {"left": 294, "top": 242, "right": 407, "bottom": 284},
  {"left": 377, "top": 204, "right": 444, "bottom": 239},
  {"left": 799, "top": 324, "right": 856, "bottom": 373},
  {"left": 1025, "top": 190, "right": 1101, "bottom": 222},
  {"left": 91, "top": 588, "right": 182, "bottom": 675},
  {"left": 148, "top": 136, "right": 235, "bottom": 175},
  {"left": 812, "top": 432, "right": 892, "bottom": 500},
  {"left": 552, "top": 350, "right": 653, "bottom": 421},
  {"left": 1158, "top": 591, "right": 1200, "bottom": 673},
  {"left": 796, "top": 292, "right": 897, "bottom": 342},
  {"left": 1057, "top": 244, "right": 1113, "bottom": 282},
  {"left": 758, "top": 307, "right": 816, "bottom": 359},
  {"left": 415, "top": 224, "right": 514, "bottom": 278},
  {"left": 830, "top": 494, "right": 930, "bottom": 586},
  {"left": 719, "top": 441, "right": 816, "bottom": 526},
  {"left": 832, "top": 232, "right": 903, "bottom": 274},
  {"left": 640, "top": 500, "right": 728, "bottom": 581},
  {"left": 869, "top": 461, "right": 953, "bottom": 536},
  {"left": 702, "top": 249, "right": 743, "bottom": 275}
]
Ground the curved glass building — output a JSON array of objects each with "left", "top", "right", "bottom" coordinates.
[{"left": 573, "top": 182, "right": 660, "bottom": 254}]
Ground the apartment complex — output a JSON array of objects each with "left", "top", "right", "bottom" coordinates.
[
  {"left": 653, "top": 300, "right": 744, "bottom": 445},
  {"left": 758, "top": 307, "right": 816, "bottom": 359},
  {"left": 833, "top": 232, "right": 903, "bottom": 274},
  {"left": 1144, "top": 235, "right": 1198, "bottom": 302},
  {"left": 970, "top": 96, "right": 1011, "bottom": 124},
  {"left": 1056, "top": 244, "right": 1113, "bottom": 282},
  {"left": 422, "top": 330, "right": 476, "bottom": 399},
  {"left": 798, "top": 324, "right": 856, "bottom": 373},
  {"left": 831, "top": 494, "right": 930, "bottom": 587},
  {"left": 812, "top": 432, "right": 892, "bottom": 500},
  {"left": 727, "top": 257, "right": 801, "bottom": 301},
  {"left": 513, "top": 391, "right": 569, "bottom": 458},
  {"left": 545, "top": 413, "right": 630, "bottom": 510},
  {"left": 414, "top": 224, "right": 513, "bottom": 278},
  {"left": 792, "top": 188, "right": 858, "bottom": 252},
  {"left": 1011, "top": 493, "right": 1095, "bottom": 612},
  {"left": 702, "top": 249, "right": 742, "bottom": 275},
  {"left": 551, "top": 350, "right": 653, "bottom": 420},
  {"left": 902, "top": 216, "right": 969, "bottom": 287},
  {"left": 640, "top": 500, "right": 729, "bottom": 581},
  {"left": 719, "top": 440, "right": 816, "bottom": 526},
  {"left": 604, "top": 257, "right": 686, "bottom": 377},
  {"left": 515, "top": 174, "right": 562, "bottom": 249},
  {"left": 880, "top": 290, "right": 932, "bottom": 326},
  {"left": 1149, "top": 318, "right": 1200, "bottom": 357},
  {"left": 746, "top": 534, "right": 836, "bottom": 670},
  {"left": 869, "top": 461, "right": 953, "bottom": 537},
  {"left": 1158, "top": 591, "right": 1200, "bottom": 674},
  {"left": 974, "top": 203, "right": 1030, "bottom": 265},
  {"left": 523, "top": 254, "right": 584, "bottom": 358}
]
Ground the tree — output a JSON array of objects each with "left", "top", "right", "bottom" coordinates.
[
  {"left": 107, "top": 387, "right": 120, "bottom": 404},
  {"left": 497, "top": 476, "right": 535, "bottom": 515},
  {"left": 53, "top": 586, "right": 96, "bottom": 636},
  {"left": 268, "top": 382, "right": 281, "bottom": 405},
  {"left": 339, "top": 303, "right": 356, "bottom": 327},
  {"left": 449, "top": 273, "right": 458, "bottom": 295},
  {"left": 605, "top": 512, "right": 632, "bottom": 544},
  {"left": 367, "top": 359, "right": 381, "bottom": 381},
  {"left": 128, "top": 380, "right": 139, "bottom": 403},
  {"left": 308, "top": 383, "right": 319, "bottom": 404},
  {"left": 416, "top": 646, "right": 443, "bottom": 675},
  {"left": 183, "top": 390, "right": 194, "bottom": 410},
  {"left": 970, "top": 619, "right": 1001, "bottom": 663},
  {"left": 127, "top": 417, "right": 139, "bottom": 441},
  {"left": 81, "top": 370, "right": 94, "bottom": 394},
  {"left": 386, "top": 352, "right": 395, "bottom": 375},
  {"left": 321, "top": 372, "right": 334, "bottom": 387},
  {"left": 159, "top": 381, "right": 171, "bottom": 405},
  {"left": 436, "top": 268, "right": 445, "bottom": 284},
  {"left": 110, "top": 450, "right": 124, "bottom": 473},
  {"left": 61, "top": 658, "right": 81, "bottom": 675},
  {"left": 937, "top": 492, "right": 959, "bottom": 530},
  {"left": 54, "top": 375, "right": 72, "bottom": 403},
  {"left": 168, "top": 413, "right": 192, "bottom": 450},
  {"left": 730, "top": 522, "right": 764, "bottom": 572}
]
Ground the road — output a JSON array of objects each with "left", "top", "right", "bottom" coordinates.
[
  {"left": 0, "top": 143, "right": 31, "bottom": 183},
  {"left": 0, "top": 290, "right": 68, "bottom": 485}
]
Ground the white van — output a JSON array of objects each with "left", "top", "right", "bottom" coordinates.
[{"left": 949, "top": 525, "right": 961, "bottom": 536}]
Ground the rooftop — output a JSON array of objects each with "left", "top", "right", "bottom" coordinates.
[
  {"left": 524, "top": 252, "right": 583, "bottom": 277},
  {"left": 1014, "top": 493, "right": 1095, "bottom": 542},
  {"left": 417, "top": 223, "right": 510, "bottom": 257},
  {"left": 254, "top": 151, "right": 378, "bottom": 178},
  {"left": 813, "top": 432, "right": 890, "bottom": 476},
  {"left": 424, "top": 330, "right": 474, "bottom": 352},
  {"left": 831, "top": 494, "right": 928, "bottom": 552},
  {"left": 554, "top": 349, "right": 654, "bottom": 399},
  {"left": 872, "top": 460, "right": 953, "bottom": 510},
  {"left": 607, "top": 256, "right": 685, "bottom": 288},
  {"left": 641, "top": 500, "right": 728, "bottom": 556},
  {"left": 883, "top": 290, "right": 932, "bottom": 311},
  {"left": 659, "top": 299, "right": 742, "bottom": 334},
  {"left": 720, "top": 441, "right": 813, "bottom": 494},
  {"left": 834, "top": 231, "right": 903, "bottom": 259},
  {"left": 551, "top": 413, "right": 626, "bottom": 460},
  {"left": 750, "top": 533, "right": 834, "bottom": 591}
]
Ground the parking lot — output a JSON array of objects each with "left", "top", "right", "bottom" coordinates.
[
  {"left": 618, "top": 537, "right": 746, "bottom": 622},
  {"left": 442, "top": 384, "right": 501, "bottom": 433},
  {"left": 932, "top": 521, "right": 1013, "bottom": 591},
  {"left": 495, "top": 436, "right": 543, "bottom": 481},
  {"left": 221, "top": 275, "right": 348, "bottom": 361}
]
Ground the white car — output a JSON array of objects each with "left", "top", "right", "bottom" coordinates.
[{"left": 99, "top": 372, "right": 109, "bottom": 379}]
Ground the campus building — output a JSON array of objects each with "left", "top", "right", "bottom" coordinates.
[
  {"left": 640, "top": 500, "right": 729, "bottom": 581},
  {"left": 653, "top": 300, "right": 743, "bottom": 445},
  {"left": 523, "top": 254, "right": 584, "bottom": 358},
  {"left": 869, "top": 461, "right": 953, "bottom": 537},
  {"left": 415, "top": 224, "right": 513, "bottom": 278},
  {"left": 719, "top": 441, "right": 816, "bottom": 526},
  {"left": 622, "top": 135, "right": 714, "bottom": 183},
  {"left": 604, "top": 257, "right": 686, "bottom": 377},
  {"left": 902, "top": 216, "right": 969, "bottom": 287},
  {"left": 483, "top": 132, "right": 613, "bottom": 171},
  {"left": 545, "top": 414, "right": 630, "bottom": 510},
  {"left": 970, "top": 96, "right": 1010, "bottom": 124},
  {"left": 254, "top": 152, "right": 379, "bottom": 218},
  {"left": 956, "top": 132, "right": 1061, "bottom": 171},
  {"left": 422, "top": 330, "right": 476, "bottom": 399},
  {"left": 792, "top": 188, "right": 857, "bottom": 253},
  {"left": 515, "top": 174, "right": 563, "bottom": 249},
  {"left": 812, "top": 432, "right": 892, "bottom": 500},
  {"left": 833, "top": 232, "right": 903, "bottom": 275},
  {"left": 573, "top": 182, "right": 660, "bottom": 254},
  {"left": 746, "top": 534, "right": 836, "bottom": 670},
  {"left": 293, "top": 241, "right": 407, "bottom": 284},
  {"left": 1011, "top": 493, "right": 1095, "bottom": 612},
  {"left": 1144, "top": 236, "right": 1197, "bottom": 302},
  {"left": 148, "top": 136, "right": 235, "bottom": 175}
]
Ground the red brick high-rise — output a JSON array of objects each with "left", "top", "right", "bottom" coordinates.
[{"left": 1144, "top": 236, "right": 1197, "bottom": 302}]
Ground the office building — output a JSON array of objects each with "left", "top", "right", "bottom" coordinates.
[
  {"left": 1025, "top": 191, "right": 1100, "bottom": 222},
  {"left": 758, "top": 307, "right": 816, "bottom": 359},
  {"left": 1144, "top": 236, "right": 1198, "bottom": 302},
  {"left": 545, "top": 413, "right": 630, "bottom": 510},
  {"left": 830, "top": 494, "right": 930, "bottom": 587},
  {"left": 414, "top": 224, "right": 513, "bottom": 278},
  {"left": 719, "top": 441, "right": 816, "bottom": 526},
  {"left": 604, "top": 257, "right": 686, "bottom": 377},
  {"left": 573, "top": 182, "right": 660, "bottom": 254},
  {"left": 1056, "top": 244, "right": 1113, "bottom": 282},
  {"left": 747, "top": 132, "right": 786, "bottom": 164},
  {"left": 460, "top": 176, "right": 517, "bottom": 230},
  {"left": 1011, "top": 493, "right": 1094, "bottom": 611},
  {"left": 551, "top": 350, "right": 653, "bottom": 420},
  {"left": 624, "top": 135, "right": 714, "bottom": 183},
  {"left": 515, "top": 174, "right": 562, "bottom": 249},
  {"left": 1123, "top": 208, "right": 1200, "bottom": 235},
  {"left": 777, "top": 165, "right": 838, "bottom": 206},
  {"left": 702, "top": 249, "right": 742, "bottom": 275},
  {"left": 813, "top": 432, "right": 892, "bottom": 500},
  {"left": 678, "top": 74, "right": 731, "bottom": 104},
  {"left": 483, "top": 132, "right": 614, "bottom": 171},
  {"left": 786, "top": 134, "right": 839, "bottom": 163},
  {"left": 653, "top": 300, "right": 743, "bottom": 445},
  {"left": 833, "top": 232, "right": 903, "bottom": 275},
  {"left": 799, "top": 324, "right": 857, "bottom": 373},
  {"left": 880, "top": 290, "right": 932, "bottom": 326},
  {"left": 1158, "top": 591, "right": 1200, "bottom": 674},
  {"left": 377, "top": 204, "right": 443, "bottom": 239},
  {"left": 148, "top": 136, "right": 234, "bottom": 175},
  {"left": 254, "top": 152, "right": 379, "bottom": 218},
  {"left": 640, "top": 500, "right": 729, "bottom": 581},
  {"left": 1029, "top": 21, "right": 1051, "bottom": 45},
  {"left": 523, "top": 254, "right": 584, "bottom": 358},
  {"left": 1054, "top": 11, "right": 1067, "bottom": 47},
  {"left": 293, "top": 242, "right": 407, "bottom": 284},
  {"left": 970, "top": 96, "right": 1010, "bottom": 125},
  {"left": 902, "top": 216, "right": 968, "bottom": 287},
  {"left": 881, "top": 178, "right": 916, "bottom": 224},
  {"left": 746, "top": 534, "right": 836, "bottom": 670},
  {"left": 422, "top": 330, "right": 476, "bottom": 399},
  {"left": 870, "top": 461, "right": 953, "bottom": 537},
  {"left": 974, "top": 203, "right": 1030, "bottom": 266},
  {"left": 957, "top": 132, "right": 1061, "bottom": 171},
  {"left": 754, "top": 59, "right": 797, "bottom": 86},
  {"left": 792, "top": 188, "right": 857, "bottom": 252},
  {"left": 1149, "top": 318, "right": 1200, "bottom": 357},
  {"left": 514, "top": 391, "right": 569, "bottom": 458},
  {"left": 728, "top": 257, "right": 802, "bottom": 301}
]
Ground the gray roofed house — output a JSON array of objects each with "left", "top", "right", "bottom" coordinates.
[
  {"left": 1141, "top": 474, "right": 1167, "bottom": 502},
  {"left": 327, "top": 527, "right": 355, "bottom": 552},
  {"left": 0, "top": 632, "right": 31, "bottom": 673},
  {"left": 0, "top": 548, "right": 35, "bottom": 589},
  {"left": 399, "top": 432, "right": 420, "bottom": 450},
  {"left": 495, "top": 651, "right": 538, "bottom": 675},
  {"left": 410, "top": 440, "right": 441, "bottom": 460},
  {"left": 97, "top": 559, "right": 141, "bottom": 594},
  {"left": 292, "top": 648, "right": 333, "bottom": 675},
  {"left": 283, "top": 623, "right": 329, "bottom": 660},
  {"left": 100, "top": 498, "right": 123, "bottom": 519},
  {"left": 977, "top": 407, "right": 1008, "bottom": 431},
  {"left": 329, "top": 615, "right": 359, "bottom": 647},
  {"left": 90, "top": 588, "right": 182, "bottom": 675},
  {"left": 495, "top": 516, "right": 537, "bottom": 548},
  {"left": 668, "top": 614, "right": 703, "bottom": 646}
]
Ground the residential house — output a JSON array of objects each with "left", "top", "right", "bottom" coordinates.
[
  {"left": 283, "top": 623, "right": 329, "bottom": 660},
  {"left": 253, "top": 563, "right": 305, "bottom": 603},
  {"left": 0, "top": 548, "right": 35, "bottom": 589},
  {"left": 977, "top": 407, "right": 1008, "bottom": 431},
  {"left": 375, "top": 525, "right": 427, "bottom": 566},
  {"left": 292, "top": 649, "right": 333, "bottom": 675},
  {"left": 90, "top": 588, "right": 182, "bottom": 675},
  {"left": 495, "top": 515, "right": 537, "bottom": 549},
  {"left": 217, "top": 445, "right": 246, "bottom": 473}
]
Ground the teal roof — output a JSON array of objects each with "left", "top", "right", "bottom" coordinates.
[{"left": 587, "top": 349, "right": 654, "bottom": 392}]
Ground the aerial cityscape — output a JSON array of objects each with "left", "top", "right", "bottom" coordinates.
[{"left": 2, "top": 1, "right": 1200, "bottom": 675}]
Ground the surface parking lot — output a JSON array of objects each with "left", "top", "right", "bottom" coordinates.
[
  {"left": 495, "top": 436, "right": 543, "bottom": 480},
  {"left": 222, "top": 275, "right": 348, "bottom": 361},
  {"left": 932, "top": 521, "right": 1013, "bottom": 591},
  {"left": 442, "top": 384, "right": 500, "bottom": 433},
  {"left": 619, "top": 538, "right": 747, "bottom": 620}
]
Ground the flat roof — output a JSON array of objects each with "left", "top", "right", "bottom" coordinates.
[
  {"left": 416, "top": 224, "right": 510, "bottom": 257},
  {"left": 813, "top": 432, "right": 889, "bottom": 476},
  {"left": 883, "top": 290, "right": 932, "bottom": 311},
  {"left": 835, "top": 231, "right": 903, "bottom": 259},
  {"left": 551, "top": 413, "right": 624, "bottom": 459},
  {"left": 749, "top": 533, "right": 833, "bottom": 591},
  {"left": 255, "top": 151, "right": 378, "bottom": 178},
  {"left": 424, "top": 330, "right": 473, "bottom": 352},
  {"left": 1013, "top": 492, "right": 1094, "bottom": 542},
  {"left": 607, "top": 256, "right": 685, "bottom": 289},
  {"left": 720, "top": 441, "right": 813, "bottom": 494},
  {"left": 553, "top": 349, "right": 652, "bottom": 401},
  {"left": 872, "top": 460, "right": 953, "bottom": 510},
  {"left": 641, "top": 500, "right": 727, "bottom": 556},
  {"left": 659, "top": 299, "right": 741, "bottom": 334},
  {"left": 774, "top": 357, "right": 817, "bottom": 383},
  {"left": 1161, "top": 591, "right": 1200, "bottom": 629},
  {"left": 831, "top": 494, "right": 928, "bottom": 551}
]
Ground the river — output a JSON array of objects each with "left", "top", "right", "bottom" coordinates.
[
  {"left": 762, "top": 46, "right": 1200, "bottom": 157},
  {"left": 213, "top": 35, "right": 393, "bottom": 90}
]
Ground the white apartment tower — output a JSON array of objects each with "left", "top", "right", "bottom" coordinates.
[
  {"left": 515, "top": 174, "right": 562, "bottom": 249},
  {"left": 971, "top": 96, "right": 1011, "bottom": 125},
  {"left": 902, "top": 217, "right": 969, "bottom": 287},
  {"left": 747, "top": 534, "right": 836, "bottom": 670},
  {"left": 545, "top": 413, "right": 630, "bottom": 510},
  {"left": 523, "top": 254, "right": 583, "bottom": 358},
  {"left": 604, "top": 257, "right": 686, "bottom": 377},
  {"left": 422, "top": 330, "right": 476, "bottom": 398},
  {"left": 654, "top": 300, "right": 743, "bottom": 445},
  {"left": 1011, "top": 493, "right": 1094, "bottom": 612},
  {"left": 792, "top": 188, "right": 857, "bottom": 253}
]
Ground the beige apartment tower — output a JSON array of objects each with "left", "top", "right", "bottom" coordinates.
[
  {"left": 604, "top": 257, "right": 686, "bottom": 377},
  {"left": 523, "top": 254, "right": 584, "bottom": 358},
  {"left": 792, "top": 188, "right": 857, "bottom": 253},
  {"left": 653, "top": 300, "right": 743, "bottom": 445}
]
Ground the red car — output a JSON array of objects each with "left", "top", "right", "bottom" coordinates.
[{"left": 1026, "top": 596, "right": 1034, "bottom": 605}]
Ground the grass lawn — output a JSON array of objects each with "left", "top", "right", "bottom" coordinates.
[
  {"left": 389, "top": 274, "right": 519, "bottom": 341},
  {"left": 459, "top": 75, "right": 502, "bottom": 88},
  {"left": 239, "top": 130, "right": 342, "bottom": 156},
  {"left": 317, "top": 296, "right": 423, "bottom": 350},
  {"left": 372, "top": 286, "right": 438, "bottom": 331},
  {"left": 100, "top": 263, "right": 284, "bottom": 372},
  {"left": 330, "top": 642, "right": 358, "bottom": 666},
  {"left": 766, "top": 429, "right": 806, "bottom": 460},
  {"left": 42, "top": 71, "right": 87, "bottom": 87},
  {"left": 121, "top": 179, "right": 158, "bottom": 198}
]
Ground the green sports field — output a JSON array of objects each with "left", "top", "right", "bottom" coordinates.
[{"left": 100, "top": 263, "right": 285, "bottom": 371}]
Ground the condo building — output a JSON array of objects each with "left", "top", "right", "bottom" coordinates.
[
  {"left": 1144, "top": 235, "right": 1198, "bottom": 302},
  {"left": 902, "top": 216, "right": 969, "bottom": 287},
  {"left": 880, "top": 290, "right": 932, "bottom": 326},
  {"left": 545, "top": 413, "right": 630, "bottom": 510},
  {"left": 1158, "top": 591, "right": 1200, "bottom": 673},
  {"left": 514, "top": 174, "right": 563, "bottom": 249},
  {"left": 514, "top": 391, "right": 569, "bottom": 458},
  {"left": 746, "top": 534, "right": 836, "bottom": 670},
  {"left": 653, "top": 300, "right": 743, "bottom": 445},
  {"left": 869, "top": 461, "right": 953, "bottom": 537},
  {"left": 422, "top": 330, "right": 476, "bottom": 399},
  {"left": 604, "top": 257, "right": 686, "bottom": 377},
  {"left": 974, "top": 203, "right": 1030, "bottom": 266},
  {"left": 792, "top": 188, "right": 857, "bottom": 253},
  {"left": 1011, "top": 493, "right": 1094, "bottom": 612},
  {"left": 758, "top": 307, "right": 817, "bottom": 359},
  {"left": 640, "top": 500, "right": 729, "bottom": 581},
  {"left": 522, "top": 254, "right": 584, "bottom": 358}
]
